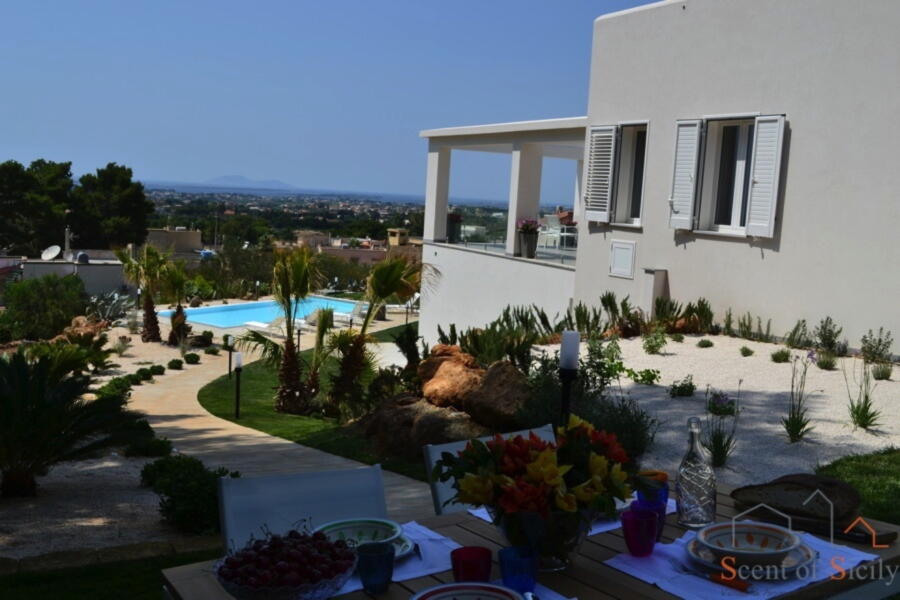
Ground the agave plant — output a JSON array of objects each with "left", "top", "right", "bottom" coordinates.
[
  {"left": 0, "top": 348, "right": 141, "bottom": 497},
  {"left": 86, "top": 292, "right": 131, "bottom": 326}
]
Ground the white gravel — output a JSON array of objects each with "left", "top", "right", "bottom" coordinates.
[{"left": 567, "top": 335, "right": 898, "bottom": 487}]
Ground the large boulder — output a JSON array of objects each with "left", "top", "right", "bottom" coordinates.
[
  {"left": 365, "top": 395, "right": 489, "bottom": 460},
  {"left": 418, "top": 345, "right": 484, "bottom": 408},
  {"left": 462, "top": 360, "right": 531, "bottom": 431}
]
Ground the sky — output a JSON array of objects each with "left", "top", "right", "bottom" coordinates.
[{"left": 1, "top": 0, "right": 650, "bottom": 203}]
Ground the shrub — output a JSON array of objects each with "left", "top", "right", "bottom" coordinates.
[
  {"left": 136, "top": 367, "right": 153, "bottom": 381},
  {"left": 670, "top": 333, "right": 684, "bottom": 343},
  {"left": 203, "top": 346, "right": 220, "bottom": 355},
  {"left": 694, "top": 298, "right": 714, "bottom": 334},
  {"left": 697, "top": 338, "right": 714, "bottom": 348},
  {"left": 167, "top": 358, "right": 184, "bottom": 370},
  {"left": 706, "top": 386, "right": 739, "bottom": 416},
  {"left": 771, "top": 348, "right": 791, "bottom": 363},
  {"left": 737, "top": 312, "right": 753, "bottom": 339},
  {"left": 149, "top": 364, "right": 166, "bottom": 376},
  {"left": 86, "top": 292, "right": 131, "bottom": 325},
  {"left": 785, "top": 319, "right": 813, "bottom": 349},
  {"left": 844, "top": 365, "right": 881, "bottom": 431},
  {"left": 200, "top": 330, "right": 214, "bottom": 343},
  {"left": 588, "top": 396, "right": 659, "bottom": 463},
  {"left": 112, "top": 336, "right": 132, "bottom": 356},
  {"left": 642, "top": 327, "right": 667, "bottom": 355},
  {"left": 723, "top": 309, "right": 734, "bottom": 336},
  {"left": 740, "top": 346, "right": 754, "bottom": 357},
  {"left": 96, "top": 376, "right": 132, "bottom": 400},
  {"left": 871, "top": 363, "right": 892, "bottom": 381},
  {"left": 124, "top": 436, "right": 173, "bottom": 458},
  {"left": 653, "top": 297, "right": 683, "bottom": 331},
  {"left": 834, "top": 340, "right": 849, "bottom": 357},
  {"left": 702, "top": 413, "right": 738, "bottom": 468},
  {"left": 631, "top": 368, "right": 661, "bottom": 385},
  {"left": 0, "top": 274, "right": 87, "bottom": 340},
  {"left": 669, "top": 375, "right": 695, "bottom": 398},
  {"left": 783, "top": 357, "right": 814, "bottom": 443},
  {"left": 813, "top": 316, "right": 843, "bottom": 354},
  {"left": 815, "top": 351, "right": 837, "bottom": 371},
  {"left": 126, "top": 310, "right": 140, "bottom": 334},
  {"left": 127, "top": 373, "right": 143, "bottom": 385},
  {"left": 755, "top": 318, "right": 773, "bottom": 343},
  {"left": 140, "top": 454, "right": 240, "bottom": 534},
  {"left": 183, "top": 353, "right": 200, "bottom": 365},
  {"left": 860, "top": 328, "right": 893, "bottom": 364}
]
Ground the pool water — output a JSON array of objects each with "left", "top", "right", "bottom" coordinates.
[{"left": 159, "top": 297, "right": 357, "bottom": 328}]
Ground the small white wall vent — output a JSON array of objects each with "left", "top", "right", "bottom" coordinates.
[{"left": 609, "top": 240, "right": 636, "bottom": 279}]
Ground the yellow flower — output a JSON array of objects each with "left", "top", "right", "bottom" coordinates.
[
  {"left": 556, "top": 490, "right": 578, "bottom": 512},
  {"left": 572, "top": 481, "right": 599, "bottom": 504},
  {"left": 589, "top": 453, "right": 609, "bottom": 479},
  {"left": 457, "top": 474, "right": 494, "bottom": 505},
  {"left": 491, "top": 474, "right": 515, "bottom": 488},
  {"left": 526, "top": 448, "right": 571, "bottom": 487},
  {"left": 610, "top": 462, "right": 628, "bottom": 486}
]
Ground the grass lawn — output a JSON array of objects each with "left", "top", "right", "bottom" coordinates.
[
  {"left": 197, "top": 322, "right": 426, "bottom": 481},
  {"left": 0, "top": 549, "right": 220, "bottom": 600},
  {"left": 816, "top": 447, "right": 900, "bottom": 525}
]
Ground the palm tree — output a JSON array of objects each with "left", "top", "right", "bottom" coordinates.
[
  {"left": 359, "top": 256, "right": 425, "bottom": 334},
  {"left": 116, "top": 246, "right": 168, "bottom": 342},
  {"left": 0, "top": 348, "right": 141, "bottom": 497},
  {"left": 161, "top": 259, "right": 191, "bottom": 346}
]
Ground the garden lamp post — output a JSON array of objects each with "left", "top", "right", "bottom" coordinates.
[
  {"left": 255, "top": 280, "right": 260, "bottom": 300},
  {"left": 224, "top": 334, "right": 233, "bottom": 378},
  {"left": 234, "top": 351, "right": 243, "bottom": 419},
  {"left": 558, "top": 330, "right": 580, "bottom": 428}
]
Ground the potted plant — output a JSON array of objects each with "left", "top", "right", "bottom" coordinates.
[
  {"left": 446, "top": 212, "right": 463, "bottom": 243},
  {"left": 516, "top": 219, "right": 540, "bottom": 258},
  {"left": 434, "top": 416, "right": 632, "bottom": 571}
]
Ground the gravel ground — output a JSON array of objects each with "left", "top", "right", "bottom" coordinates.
[{"left": 590, "top": 334, "right": 898, "bottom": 487}]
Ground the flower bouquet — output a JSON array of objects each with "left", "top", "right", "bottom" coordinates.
[{"left": 433, "top": 416, "right": 632, "bottom": 570}]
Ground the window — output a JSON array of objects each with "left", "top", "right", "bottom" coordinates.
[
  {"left": 583, "top": 123, "right": 648, "bottom": 225},
  {"left": 669, "top": 115, "right": 785, "bottom": 238}
]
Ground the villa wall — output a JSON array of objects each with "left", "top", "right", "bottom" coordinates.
[
  {"left": 575, "top": 0, "right": 900, "bottom": 346},
  {"left": 418, "top": 243, "right": 575, "bottom": 344}
]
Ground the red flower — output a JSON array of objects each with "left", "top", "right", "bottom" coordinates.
[
  {"left": 498, "top": 478, "right": 551, "bottom": 517},
  {"left": 494, "top": 434, "right": 552, "bottom": 477},
  {"left": 590, "top": 430, "right": 629, "bottom": 464}
]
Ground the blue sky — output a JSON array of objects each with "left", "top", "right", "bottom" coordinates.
[{"left": 1, "top": 0, "right": 648, "bottom": 203}]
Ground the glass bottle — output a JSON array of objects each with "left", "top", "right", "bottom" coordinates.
[{"left": 676, "top": 417, "right": 716, "bottom": 528}]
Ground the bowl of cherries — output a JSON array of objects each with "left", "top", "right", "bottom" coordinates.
[{"left": 215, "top": 528, "right": 358, "bottom": 600}]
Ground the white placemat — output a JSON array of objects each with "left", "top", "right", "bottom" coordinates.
[
  {"left": 604, "top": 530, "right": 880, "bottom": 599},
  {"left": 468, "top": 497, "right": 677, "bottom": 536},
  {"left": 337, "top": 521, "right": 461, "bottom": 595}
]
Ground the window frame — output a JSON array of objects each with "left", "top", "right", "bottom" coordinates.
[
  {"left": 611, "top": 120, "right": 649, "bottom": 227},
  {"left": 697, "top": 116, "right": 757, "bottom": 235}
]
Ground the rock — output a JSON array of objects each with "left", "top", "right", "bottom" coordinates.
[
  {"left": 365, "top": 395, "right": 489, "bottom": 460},
  {"left": 462, "top": 360, "right": 531, "bottom": 431},
  {"left": 417, "top": 345, "right": 478, "bottom": 380},
  {"left": 421, "top": 358, "right": 484, "bottom": 408},
  {"left": 62, "top": 316, "right": 109, "bottom": 337},
  {"left": 189, "top": 296, "right": 203, "bottom": 308}
]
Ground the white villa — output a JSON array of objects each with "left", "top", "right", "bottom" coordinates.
[{"left": 418, "top": 0, "right": 900, "bottom": 347}]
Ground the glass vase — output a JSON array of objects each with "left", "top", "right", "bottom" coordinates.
[{"left": 492, "top": 509, "right": 594, "bottom": 572}]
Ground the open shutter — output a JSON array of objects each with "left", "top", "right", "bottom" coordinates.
[
  {"left": 583, "top": 126, "right": 617, "bottom": 223},
  {"left": 668, "top": 120, "right": 702, "bottom": 230},
  {"left": 745, "top": 115, "right": 785, "bottom": 238}
]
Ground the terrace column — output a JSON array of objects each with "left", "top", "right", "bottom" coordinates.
[
  {"left": 573, "top": 159, "right": 584, "bottom": 218},
  {"left": 505, "top": 142, "right": 543, "bottom": 255},
  {"left": 423, "top": 141, "right": 452, "bottom": 243}
]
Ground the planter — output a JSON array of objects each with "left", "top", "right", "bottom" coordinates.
[
  {"left": 446, "top": 215, "right": 462, "bottom": 243},
  {"left": 492, "top": 509, "right": 595, "bottom": 571},
  {"left": 517, "top": 231, "right": 539, "bottom": 258}
]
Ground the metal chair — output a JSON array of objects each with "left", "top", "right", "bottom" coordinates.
[
  {"left": 422, "top": 424, "right": 556, "bottom": 516},
  {"left": 218, "top": 465, "right": 388, "bottom": 550}
]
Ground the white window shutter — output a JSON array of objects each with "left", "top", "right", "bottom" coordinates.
[
  {"left": 583, "top": 126, "right": 617, "bottom": 223},
  {"left": 745, "top": 115, "right": 785, "bottom": 238},
  {"left": 668, "top": 120, "right": 702, "bottom": 230}
]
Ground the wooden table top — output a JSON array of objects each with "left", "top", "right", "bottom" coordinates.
[{"left": 163, "top": 488, "right": 900, "bottom": 599}]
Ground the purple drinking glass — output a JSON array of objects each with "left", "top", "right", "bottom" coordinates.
[
  {"left": 631, "top": 499, "right": 667, "bottom": 541},
  {"left": 621, "top": 508, "right": 658, "bottom": 557}
]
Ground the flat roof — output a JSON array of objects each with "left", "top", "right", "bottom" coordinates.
[{"left": 420, "top": 116, "right": 587, "bottom": 138}]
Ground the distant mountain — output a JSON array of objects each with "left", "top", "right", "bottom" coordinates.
[{"left": 203, "top": 175, "right": 298, "bottom": 191}]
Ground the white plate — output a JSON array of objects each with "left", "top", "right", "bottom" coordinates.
[{"left": 686, "top": 538, "right": 818, "bottom": 579}]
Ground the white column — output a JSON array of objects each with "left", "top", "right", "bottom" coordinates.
[
  {"left": 505, "top": 143, "right": 543, "bottom": 255},
  {"left": 573, "top": 159, "right": 584, "bottom": 218},
  {"left": 423, "top": 142, "right": 452, "bottom": 243}
]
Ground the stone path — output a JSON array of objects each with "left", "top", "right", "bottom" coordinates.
[{"left": 128, "top": 335, "right": 435, "bottom": 524}]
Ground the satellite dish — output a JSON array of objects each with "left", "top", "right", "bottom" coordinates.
[
  {"left": 76, "top": 252, "right": 89, "bottom": 264},
  {"left": 41, "top": 245, "right": 61, "bottom": 261}
]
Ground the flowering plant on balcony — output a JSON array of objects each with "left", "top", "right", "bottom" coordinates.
[
  {"left": 433, "top": 416, "right": 631, "bottom": 568},
  {"left": 516, "top": 219, "right": 540, "bottom": 234},
  {"left": 447, "top": 212, "right": 463, "bottom": 223}
]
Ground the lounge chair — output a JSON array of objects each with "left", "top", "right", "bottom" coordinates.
[
  {"left": 422, "top": 424, "right": 556, "bottom": 515},
  {"left": 245, "top": 316, "right": 285, "bottom": 336},
  {"left": 333, "top": 302, "right": 366, "bottom": 327},
  {"left": 386, "top": 292, "right": 420, "bottom": 313}
]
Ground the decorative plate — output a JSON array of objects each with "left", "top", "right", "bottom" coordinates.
[
  {"left": 696, "top": 521, "right": 801, "bottom": 567},
  {"left": 392, "top": 533, "right": 415, "bottom": 560},
  {"left": 313, "top": 518, "right": 402, "bottom": 546},
  {"left": 410, "top": 582, "right": 525, "bottom": 600},
  {"left": 687, "top": 538, "right": 817, "bottom": 580}
]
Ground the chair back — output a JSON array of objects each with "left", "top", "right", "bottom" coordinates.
[
  {"left": 406, "top": 292, "right": 421, "bottom": 309},
  {"left": 218, "top": 465, "right": 388, "bottom": 550},
  {"left": 422, "top": 424, "right": 556, "bottom": 516},
  {"left": 543, "top": 214, "right": 562, "bottom": 230}
]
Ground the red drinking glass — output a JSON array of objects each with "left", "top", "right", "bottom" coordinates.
[
  {"left": 450, "top": 546, "right": 493, "bottom": 582},
  {"left": 621, "top": 508, "right": 658, "bottom": 557}
]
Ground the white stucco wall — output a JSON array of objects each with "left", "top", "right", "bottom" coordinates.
[
  {"left": 418, "top": 243, "right": 575, "bottom": 344},
  {"left": 22, "top": 262, "right": 124, "bottom": 296},
  {"left": 575, "top": 0, "right": 900, "bottom": 346}
]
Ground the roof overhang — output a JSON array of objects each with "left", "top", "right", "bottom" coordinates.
[{"left": 420, "top": 117, "right": 587, "bottom": 159}]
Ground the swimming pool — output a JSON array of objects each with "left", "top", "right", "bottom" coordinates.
[{"left": 159, "top": 297, "right": 357, "bottom": 328}]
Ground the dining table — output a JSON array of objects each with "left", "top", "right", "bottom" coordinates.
[{"left": 162, "top": 486, "right": 900, "bottom": 599}]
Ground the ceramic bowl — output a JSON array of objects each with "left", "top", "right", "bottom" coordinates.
[
  {"left": 696, "top": 521, "right": 801, "bottom": 567},
  {"left": 313, "top": 518, "right": 402, "bottom": 546},
  {"left": 686, "top": 538, "right": 816, "bottom": 579},
  {"left": 410, "top": 582, "right": 525, "bottom": 600}
]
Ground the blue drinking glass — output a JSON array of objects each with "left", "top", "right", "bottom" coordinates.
[
  {"left": 637, "top": 480, "right": 669, "bottom": 506},
  {"left": 357, "top": 542, "right": 395, "bottom": 595},
  {"left": 498, "top": 546, "right": 537, "bottom": 593}
]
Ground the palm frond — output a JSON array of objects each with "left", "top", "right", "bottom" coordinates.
[{"left": 236, "top": 330, "right": 283, "bottom": 367}]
